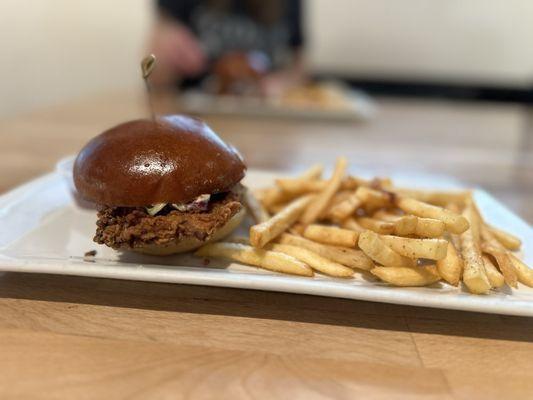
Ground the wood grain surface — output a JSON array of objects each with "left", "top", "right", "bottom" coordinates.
[{"left": 0, "top": 90, "right": 532, "bottom": 399}]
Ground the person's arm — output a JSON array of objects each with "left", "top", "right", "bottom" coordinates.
[{"left": 148, "top": 1, "right": 207, "bottom": 86}]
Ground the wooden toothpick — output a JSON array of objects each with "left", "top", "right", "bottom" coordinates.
[{"left": 141, "top": 54, "right": 157, "bottom": 121}]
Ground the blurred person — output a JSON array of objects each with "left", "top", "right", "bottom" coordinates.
[{"left": 148, "top": 0, "right": 305, "bottom": 96}]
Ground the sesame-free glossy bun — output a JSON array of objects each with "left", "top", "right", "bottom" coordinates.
[{"left": 73, "top": 115, "right": 246, "bottom": 206}]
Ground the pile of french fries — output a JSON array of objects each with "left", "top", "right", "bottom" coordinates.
[{"left": 196, "top": 158, "right": 532, "bottom": 294}]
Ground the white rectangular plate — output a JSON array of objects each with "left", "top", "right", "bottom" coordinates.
[{"left": 0, "top": 159, "right": 531, "bottom": 316}]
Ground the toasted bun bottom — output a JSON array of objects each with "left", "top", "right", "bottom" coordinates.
[{"left": 133, "top": 207, "right": 245, "bottom": 256}]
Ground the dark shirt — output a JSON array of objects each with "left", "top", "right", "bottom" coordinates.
[{"left": 158, "top": 0, "right": 303, "bottom": 69}]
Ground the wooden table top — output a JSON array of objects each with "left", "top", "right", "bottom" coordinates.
[{"left": 1, "top": 90, "right": 532, "bottom": 399}]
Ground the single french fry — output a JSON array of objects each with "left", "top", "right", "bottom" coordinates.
[
  {"left": 372, "top": 210, "right": 403, "bottom": 222},
  {"left": 379, "top": 235, "right": 448, "bottom": 260},
  {"left": 195, "top": 243, "right": 313, "bottom": 276},
  {"left": 326, "top": 191, "right": 362, "bottom": 222},
  {"left": 393, "top": 215, "right": 419, "bottom": 236},
  {"left": 372, "top": 211, "right": 417, "bottom": 235},
  {"left": 460, "top": 202, "right": 491, "bottom": 294},
  {"left": 355, "top": 186, "right": 395, "bottom": 209},
  {"left": 436, "top": 241, "right": 463, "bottom": 286},
  {"left": 393, "top": 188, "right": 470, "bottom": 207},
  {"left": 300, "top": 164, "right": 324, "bottom": 180},
  {"left": 482, "top": 255, "right": 505, "bottom": 288},
  {"left": 268, "top": 202, "right": 289, "bottom": 214},
  {"left": 343, "top": 175, "right": 370, "bottom": 189},
  {"left": 356, "top": 217, "right": 395, "bottom": 235},
  {"left": 445, "top": 203, "right": 463, "bottom": 249},
  {"left": 397, "top": 197, "right": 469, "bottom": 234},
  {"left": 243, "top": 188, "right": 270, "bottom": 223},
  {"left": 509, "top": 254, "right": 533, "bottom": 287},
  {"left": 278, "top": 233, "right": 374, "bottom": 270},
  {"left": 373, "top": 212, "right": 444, "bottom": 238},
  {"left": 276, "top": 179, "right": 325, "bottom": 196},
  {"left": 371, "top": 265, "right": 441, "bottom": 287},
  {"left": 414, "top": 217, "right": 446, "bottom": 238},
  {"left": 267, "top": 243, "right": 354, "bottom": 277},
  {"left": 264, "top": 164, "right": 323, "bottom": 206},
  {"left": 289, "top": 223, "right": 306, "bottom": 235},
  {"left": 300, "top": 157, "right": 348, "bottom": 224},
  {"left": 260, "top": 187, "right": 294, "bottom": 209},
  {"left": 303, "top": 224, "right": 359, "bottom": 247},
  {"left": 480, "top": 226, "right": 518, "bottom": 288},
  {"left": 358, "top": 231, "right": 416, "bottom": 268},
  {"left": 486, "top": 224, "right": 522, "bottom": 251},
  {"left": 250, "top": 195, "right": 313, "bottom": 248}
]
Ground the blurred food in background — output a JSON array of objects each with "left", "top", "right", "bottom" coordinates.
[
  {"left": 149, "top": 0, "right": 304, "bottom": 94},
  {"left": 279, "top": 82, "right": 356, "bottom": 112},
  {"left": 209, "top": 51, "right": 270, "bottom": 96},
  {"left": 147, "top": 0, "right": 373, "bottom": 119}
]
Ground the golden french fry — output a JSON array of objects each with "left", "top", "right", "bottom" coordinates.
[
  {"left": 260, "top": 187, "right": 293, "bottom": 209},
  {"left": 330, "top": 190, "right": 353, "bottom": 205},
  {"left": 289, "top": 223, "right": 306, "bottom": 235},
  {"left": 267, "top": 202, "right": 289, "bottom": 214},
  {"left": 275, "top": 179, "right": 325, "bottom": 196},
  {"left": 414, "top": 217, "right": 446, "bottom": 238},
  {"left": 195, "top": 242, "right": 313, "bottom": 276},
  {"left": 393, "top": 188, "right": 470, "bottom": 207},
  {"left": 482, "top": 255, "right": 505, "bottom": 288},
  {"left": 373, "top": 211, "right": 443, "bottom": 238},
  {"left": 356, "top": 217, "right": 395, "bottom": 235},
  {"left": 436, "top": 241, "right": 463, "bottom": 286},
  {"left": 267, "top": 243, "right": 354, "bottom": 277},
  {"left": 372, "top": 210, "right": 403, "bottom": 222},
  {"left": 397, "top": 197, "right": 469, "bottom": 234},
  {"left": 486, "top": 224, "right": 522, "bottom": 251},
  {"left": 343, "top": 175, "right": 371, "bottom": 189},
  {"left": 326, "top": 191, "right": 362, "bottom": 222},
  {"left": 372, "top": 211, "right": 419, "bottom": 236},
  {"left": 509, "top": 254, "right": 533, "bottom": 287},
  {"left": 278, "top": 233, "right": 374, "bottom": 270},
  {"left": 480, "top": 226, "right": 518, "bottom": 288},
  {"left": 460, "top": 202, "right": 491, "bottom": 294},
  {"left": 379, "top": 235, "right": 448, "bottom": 260},
  {"left": 264, "top": 164, "right": 323, "bottom": 206},
  {"left": 392, "top": 215, "right": 419, "bottom": 236},
  {"left": 299, "top": 157, "right": 347, "bottom": 224},
  {"left": 358, "top": 231, "right": 416, "bottom": 268},
  {"left": 355, "top": 186, "right": 394, "bottom": 209},
  {"left": 250, "top": 195, "right": 313, "bottom": 248},
  {"left": 303, "top": 224, "right": 359, "bottom": 247},
  {"left": 371, "top": 265, "right": 441, "bottom": 287},
  {"left": 481, "top": 247, "right": 517, "bottom": 288},
  {"left": 300, "top": 164, "right": 324, "bottom": 180},
  {"left": 243, "top": 188, "right": 270, "bottom": 223}
]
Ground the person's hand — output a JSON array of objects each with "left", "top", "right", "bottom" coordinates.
[{"left": 148, "top": 20, "right": 207, "bottom": 86}]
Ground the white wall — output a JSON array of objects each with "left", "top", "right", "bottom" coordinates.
[
  {"left": 307, "top": 0, "right": 533, "bottom": 86},
  {"left": 0, "top": 0, "right": 153, "bottom": 117}
]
